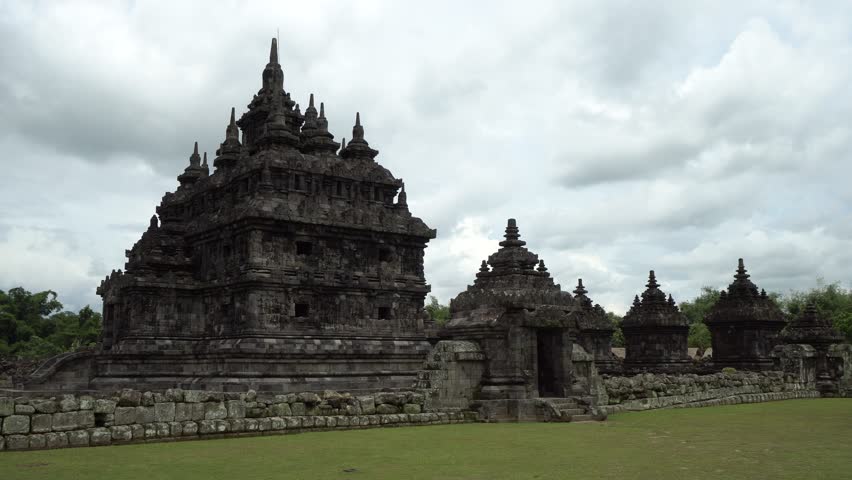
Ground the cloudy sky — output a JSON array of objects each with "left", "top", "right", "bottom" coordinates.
[{"left": 1, "top": 0, "right": 851, "bottom": 314}]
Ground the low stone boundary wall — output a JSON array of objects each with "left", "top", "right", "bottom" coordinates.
[
  {"left": 598, "top": 370, "right": 818, "bottom": 414},
  {"left": 0, "top": 389, "right": 478, "bottom": 452}
]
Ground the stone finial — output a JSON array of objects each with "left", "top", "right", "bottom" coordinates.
[
  {"left": 269, "top": 37, "right": 278, "bottom": 64},
  {"left": 479, "top": 260, "right": 489, "bottom": 273},
  {"left": 294, "top": 103, "right": 301, "bottom": 116},
  {"left": 340, "top": 138, "right": 347, "bottom": 150},
  {"left": 225, "top": 108, "right": 240, "bottom": 144},
  {"left": 574, "top": 279, "right": 587, "bottom": 296},
  {"left": 537, "top": 260, "right": 548, "bottom": 273},
  {"left": 148, "top": 215, "right": 158, "bottom": 230},
  {"left": 760, "top": 288, "right": 767, "bottom": 298},
  {"left": 190, "top": 141, "right": 201, "bottom": 166},
  {"left": 646, "top": 270, "right": 659, "bottom": 289},
  {"left": 352, "top": 112, "right": 364, "bottom": 141},
  {"left": 397, "top": 182, "right": 408, "bottom": 207},
  {"left": 735, "top": 258, "right": 750, "bottom": 280},
  {"left": 667, "top": 294, "right": 676, "bottom": 307},
  {"left": 319, "top": 101, "right": 326, "bottom": 119},
  {"left": 499, "top": 218, "right": 526, "bottom": 248}
]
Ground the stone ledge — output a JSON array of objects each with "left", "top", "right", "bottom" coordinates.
[{"left": 599, "top": 389, "right": 821, "bottom": 415}]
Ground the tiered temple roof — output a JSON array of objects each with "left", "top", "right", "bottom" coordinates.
[
  {"left": 782, "top": 302, "right": 844, "bottom": 347},
  {"left": 622, "top": 271, "right": 687, "bottom": 328},
  {"left": 705, "top": 259, "right": 785, "bottom": 327}
]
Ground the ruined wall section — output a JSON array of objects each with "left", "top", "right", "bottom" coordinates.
[{"left": 0, "top": 388, "right": 478, "bottom": 452}]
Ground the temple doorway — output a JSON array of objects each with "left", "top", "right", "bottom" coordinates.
[{"left": 537, "top": 328, "right": 562, "bottom": 397}]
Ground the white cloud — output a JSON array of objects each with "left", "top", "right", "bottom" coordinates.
[{"left": 1, "top": 1, "right": 851, "bottom": 315}]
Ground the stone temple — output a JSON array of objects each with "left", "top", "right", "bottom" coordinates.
[{"left": 28, "top": 39, "right": 437, "bottom": 392}]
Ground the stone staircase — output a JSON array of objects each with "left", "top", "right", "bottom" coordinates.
[{"left": 536, "top": 397, "right": 600, "bottom": 422}]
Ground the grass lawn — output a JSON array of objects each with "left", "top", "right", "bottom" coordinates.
[{"left": 1, "top": 399, "right": 850, "bottom": 480}]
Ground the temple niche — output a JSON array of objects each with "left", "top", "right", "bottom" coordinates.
[
  {"left": 29, "top": 38, "right": 437, "bottom": 392},
  {"left": 621, "top": 271, "right": 690, "bottom": 372},
  {"left": 705, "top": 259, "right": 786, "bottom": 370}
]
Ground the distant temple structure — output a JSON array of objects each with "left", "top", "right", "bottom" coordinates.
[
  {"left": 28, "top": 39, "right": 436, "bottom": 392},
  {"left": 621, "top": 271, "right": 690, "bottom": 371},
  {"left": 705, "top": 259, "right": 786, "bottom": 370}
]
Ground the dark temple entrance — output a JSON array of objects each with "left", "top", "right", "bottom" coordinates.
[{"left": 537, "top": 329, "right": 563, "bottom": 397}]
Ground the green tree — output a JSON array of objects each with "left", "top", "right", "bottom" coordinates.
[
  {"left": 607, "top": 312, "right": 624, "bottom": 347},
  {"left": 0, "top": 287, "right": 102, "bottom": 359},
  {"left": 425, "top": 296, "right": 450, "bottom": 324},
  {"left": 677, "top": 286, "right": 720, "bottom": 349}
]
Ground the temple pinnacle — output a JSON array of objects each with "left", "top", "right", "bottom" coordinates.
[
  {"left": 269, "top": 37, "right": 278, "bottom": 64},
  {"left": 193, "top": 142, "right": 199, "bottom": 155},
  {"left": 356, "top": 112, "right": 361, "bottom": 126},
  {"left": 319, "top": 102, "right": 326, "bottom": 119},
  {"left": 229, "top": 107, "right": 236, "bottom": 126},
  {"left": 309, "top": 93, "right": 315, "bottom": 108},
  {"left": 647, "top": 270, "right": 659, "bottom": 289}
]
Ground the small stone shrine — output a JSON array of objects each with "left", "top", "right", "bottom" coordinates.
[
  {"left": 621, "top": 271, "right": 690, "bottom": 371},
  {"left": 775, "top": 302, "right": 849, "bottom": 396},
  {"left": 572, "top": 279, "right": 620, "bottom": 374},
  {"left": 439, "top": 219, "right": 579, "bottom": 400},
  {"left": 26, "top": 38, "right": 436, "bottom": 393},
  {"left": 705, "top": 259, "right": 786, "bottom": 370}
]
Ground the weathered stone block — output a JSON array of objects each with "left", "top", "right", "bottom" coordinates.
[
  {"left": 6, "top": 434, "right": 29, "bottom": 450},
  {"left": 28, "top": 433, "right": 46, "bottom": 449},
  {"left": 90, "top": 427, "right": 112, "bottom": 446},
  {"left": 403, "top": 403, "right": 422, "bottom": 414},
  {"left": 154, "top": 402, "right": 176, "bottom": 422},
  {"left": 3, "top": 414, "right": 30, "bottom": 434},
  {"left": 245, "top": 390, "right": 257, "bottom": 402},
  {"left": 226, "top": 400, "right": 246, "bottom": 419},
  {"left": 291, "top": 402, "right": 306, "bottom": 416},
  {"left": 198, "top": 419, "right": 227, "bottom": 435},
  {"left": 155, "top": 422, "right": 171, "bottom": 437},
  {"left": 0, "top": 434, "right": 4, "bottom": 450},
  {"left": 59, "top": 395, "right": 79, "bottom": 412},
  {"left": 45, "top": 432, "right": 68, "bottom": 449},
  {"left": 297, "top": 392, "right": 321, "bottom": 404},
  {"left": 32, "top": 413, "right": 53, "bottom": 433},
  {"left": 258, "top": 418, "right": 272, "bottom": 431},
  {"left": 68, "top": 430, "right": 90, "bottom": 446},
  {"left": 114, "top": 406, "right": 137, "bottom": 425},
  {"left": 376, "top": 392, "right": 403, "bottom": 406},
  {"left": 130, "top": 424, "right": 145, "bottom": 440},
  {"left": 376, "top": 404, "right": 400, "bottom": 414},
  {"left": 0, "top": 397, "right": 13, "bottom": 417},
  {"left": 118, "top": 389, "right": 141, "bottom": 407},
  {"left": 136, "top": 406, "right": 155, "bottom": 424},
  {"left": 357, "top": 396, "right": 376, "bottom": 415},
  {"left": 205, "top": 402, "right": 228, "bottom": 420},
  {"left": 284, "top": 416, "right": 300, "bottom": 429},
  {"left": 94, "top": 399, "right": 117, "bottom": 414},
  {"left": 111, "top": 425, "right": 133, "bottom": 442},
  {"left": 31, "top": 399, "right": 58, "bottom": 414},
  {"left": 144, "top": 423, "right": 158, "bottom": 439},
  {"left": 270, "top": 402, "right": 291, "bottom": 416},
  {"left": 181, "top": 421, "right": 198, "bottom": 436},
  {"left": 15, "top": 404, "right": 35, "bottom": 414},
  {"left": 78, "top": 396, "right": 94, "bottom": 411},
  {"left": 165, "top": 388, "right": 184, "bottom": 402},
  {"left": 270, "top": 416, "right": 285, "bottom": 430},
  {"left": 228, "top": 419, "right": 245, "bottom": 432},
  {"left": 245, "top": 418, "right": 259, "bottom": 431},
  {"left": 141, "top": 392, "right": 155, "bottom": 407},
  {"left": 169, "top": 421, "right": 182, "bottom": 436}
]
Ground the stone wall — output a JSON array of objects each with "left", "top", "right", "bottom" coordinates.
[
  {"left": 0, "top": 388, "right": 477, "bottom": 451},
  {"left": 598, "top": 370, "right": 817, "bottom": 414}
]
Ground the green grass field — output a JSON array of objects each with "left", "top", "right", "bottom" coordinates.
[{"left": 1, "top": 399, "right": 850, "bottom": 480}]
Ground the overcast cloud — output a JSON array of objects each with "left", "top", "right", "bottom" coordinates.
[{"left": 1, "top": 0, "right": 851, "bottom": 314}]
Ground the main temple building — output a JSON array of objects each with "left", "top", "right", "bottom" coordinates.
[{"left": 31, "top": 39, "right": 436, "bottom": 392}]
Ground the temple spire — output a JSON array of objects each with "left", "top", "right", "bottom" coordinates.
[
  {"left": 269, "top": 37, "right": 278, "bottom": 64},
  {"left": 646, "top": 270, "right": 659, "bottom": 289},
  {"left": 189, "top": 141, "right": 201, "bottom": 167},
  {"left": 735, "top": 258, "right": 750, "bottom": 280},
  {"left": 397, "top": 182, "right": 408, "bottom": 207},
  {"left": 340, "top": 112, "right": 378, "bottom": 160},
  {"left": 574, "top": 279, "right": 587, "bottom": 296},
  {"left": 499, "top": 218, "right": 526, "bottom": 248},
  {"left": 148, "top": 215, "right": 158, "bottom": 230},
  {"left": 537, "top": 260, "right": 548, "bottom": 273}
]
